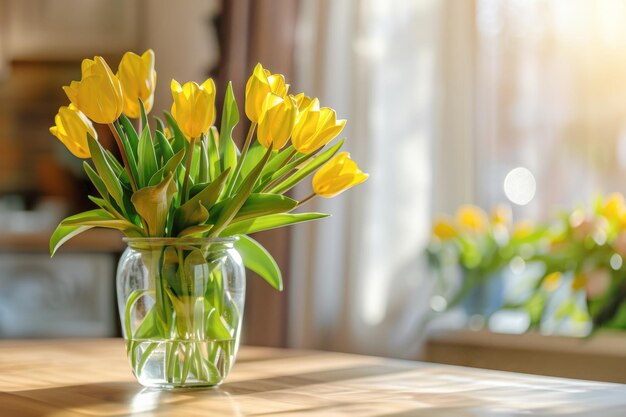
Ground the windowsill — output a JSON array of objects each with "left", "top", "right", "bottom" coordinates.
[{"left": 423, "top": 329, "right": 626, "bottom": 383}]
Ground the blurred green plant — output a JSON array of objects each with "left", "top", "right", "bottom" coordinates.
[{"left": 427, "top": 194, "right": 626, "bottom": 334}]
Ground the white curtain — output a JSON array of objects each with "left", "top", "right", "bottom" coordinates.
[{"left": 289, "top": 0, "right": 472, "bottom": 357}]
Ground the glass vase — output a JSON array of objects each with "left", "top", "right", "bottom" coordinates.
[{"left": 116, "top": 237, "right": 245, "bottom": 388}]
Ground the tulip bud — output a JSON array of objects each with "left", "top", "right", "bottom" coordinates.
[
  {"left": 292, "top": 99, "right": 346, "bottom": 154},
  {"left": 171, "top": 78, "right": 216, "bottom": 140},
  {"left": 49, "top": 104, "right": 97, "bottom": 158},
  {"left": 245, "top": 63, "right": 289, "bottom": 122},
  {"left": 63, "top": 56, "right": 124, "bottom": 124},
  {"left": 117, "top": 49, "right": 157, "bottom": 119},
  {"left": 312, "top": 152, "right": 368, "bottom": 198},
  {"left": 257, "top": 94, "right": 297, "bottom": 150}
]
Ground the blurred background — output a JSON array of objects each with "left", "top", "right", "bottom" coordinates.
[{"left": 3, "top": 0, "right": 626, "bottom": 383}]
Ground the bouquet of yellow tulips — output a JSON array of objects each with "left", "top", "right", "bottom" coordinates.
[{"left": 49, "top": 50, "right": 367, "bottom": 386}]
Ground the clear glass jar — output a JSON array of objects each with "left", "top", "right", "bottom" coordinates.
[{"left": 116, "top": 237, "right": 245, "bottom": 388}]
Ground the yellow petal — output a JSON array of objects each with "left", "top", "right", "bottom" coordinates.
[{"left": 50, "top": 105, "right": 96, "bottom": 158}]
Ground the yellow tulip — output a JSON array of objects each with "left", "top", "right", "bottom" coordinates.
[
  {"left": 49, "top": 104, "right": 96, "bottom": 158},
  {"left": 117, "top": 49, "right": 157, "bottom": 119},
  {"left": 291, "top": 93, "right": 313, "bottom": 110},
  {"left": 432, "top": 217, "right": 457, "bottom": 240},
  {"left": 312, "top": 152, "right": 368, "bottom": 198},
  {"left": 63, "top": 56, "right": 124, "bottom": 124},
  {"left": 257, "top": 94, "right": 297, "bottom": 150},
  {"left": 292, "top": 99, "right": 346, "bottom": 154},
  {"left": 456, "top": 205, "right": 488, "bottom": 233},
  {"left": 170, "top": 78, "right": 216, "bottom": 140},
  {"left": 245, "top": 63, "right": 289, "bottom": 122}
]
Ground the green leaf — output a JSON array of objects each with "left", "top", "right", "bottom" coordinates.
[
  {"left": 118, "top": 114, "right": 139, "bottom": 152},
  {"left": 219, "top": 81, "right": 240, "bottom": 174},
  {"left": 156, "top": 130, "right": 174, "bottom": 164},
  {"left": 61, "top": 209, "right": 143, "bottom": 235},
  {"left": 87, "top": 134, "right": 125, "bottom": 210},
  {"left": 173, "top": 199, "right": 209, "bottom": 235},
  {"left": 210, "top": 193, "right": 297, "bottom": 223},
  {"left": 268, "top": 139, "right": 344, "bottom": 194},
  {"left": 138, "top": 126, "right": 158, "bottom": 188},
  {"left": 210, "top": 147, "right": 273, "bottom": 237},
  {"left": 104, "top": 149, "right": 123, "bottom": 177},
  {"left": 131, "top": 172, "right": 177, "bottom": 236},
  {"left": 49, "top": 223, "right": 93, "bottom": 256},
  {"left": 148, "top": 148, "right": 185, "bottom": 187},
  {"left": 155, "top": 116, "right": 165, "bottom": 136},
  {"left": 164, "top": 111, "right": 187, "bottom": 154},
  {"left": 116, "top": 119, "right": 140, "bottom": 186},
  {"left": 138, "top": 98, "right": 149, "bottom": 132},
  {"left": 104, "top": 149, "right": 130, "bottom": 187},
  {"left": 178, "top": 224, "right": 214, "bottom": 237},
  {"left": 83, "top": 162, "right": 110, "bottom": 203},
  {"left": 182, "top": 168, "right": 230, "bottom": 213},
  {"left": 260, "top": 145, "right": 295, "bottom": 180},
  {"left": 235, "top": 235, "right": 283, "bottom": 290},
  {"left": 220, "top": 213, "right": 330, "bottom": 236},
  {"left": 198, "top": 137, "right": 209, "bottom": 184},
  {"left": 255, "top": 148, "right": 319, "bottom": 192},
  {"left": 208, "top": 126, "right": 220, "bottom": 180},
  {"left": 240, "top": 142, "right": 266, "bottom": 183}
]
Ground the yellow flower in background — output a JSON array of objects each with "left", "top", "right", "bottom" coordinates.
[
  {"left": 512, "top": 220, "right": 534, "bottom": 239},
  {"left": 432, "top": 217, "right": 457, "bottom": 240},
  {"left": 292, "top": 99, "right": 346, "bottom": 154},
  {"left": 312, "top": 152, "right": 368, "bottom": 198},
  {"left": 63, "top": 56, "right": 124, "bottom": 124},
  {"left": 245, "top": 63, "right": 289, "bottom": 122},
  {"left": 491, "top": 204, "right": 512, "bottom": 227},
  {"left": 456, "top": 205, "right": 488, "bottom": 233},
  {"left": 601, "top": 193, "right": 626, "bottom": 221},
  {"left": 170, "top": 78, "right": 216, "bottom": 140},
  {"left": 49, "top": 104, "right": 96, "bottom": 158},
  {"left": 257, "top": 94, "right": 297, "bottom": 150},
  {"left": 542, "top": 272, "right": 562, "bottom": 292},
  {"left": 291, "top": 93, "right": 313, "bottom": 110},
  {"left": 117, "top": 49, "right": 157, "bottom": 119}
]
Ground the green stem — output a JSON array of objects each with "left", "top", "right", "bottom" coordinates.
[{"left": 296, "top": 193, "right": 316, "bottom": 208}]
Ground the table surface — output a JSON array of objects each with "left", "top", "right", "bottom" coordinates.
[{"left": 1, "top": 339, "right": 626, "bottom": 417}]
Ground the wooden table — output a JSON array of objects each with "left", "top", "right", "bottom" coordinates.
[{"left": 1, "top": 339, "right": 626, "bottom": 416}]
